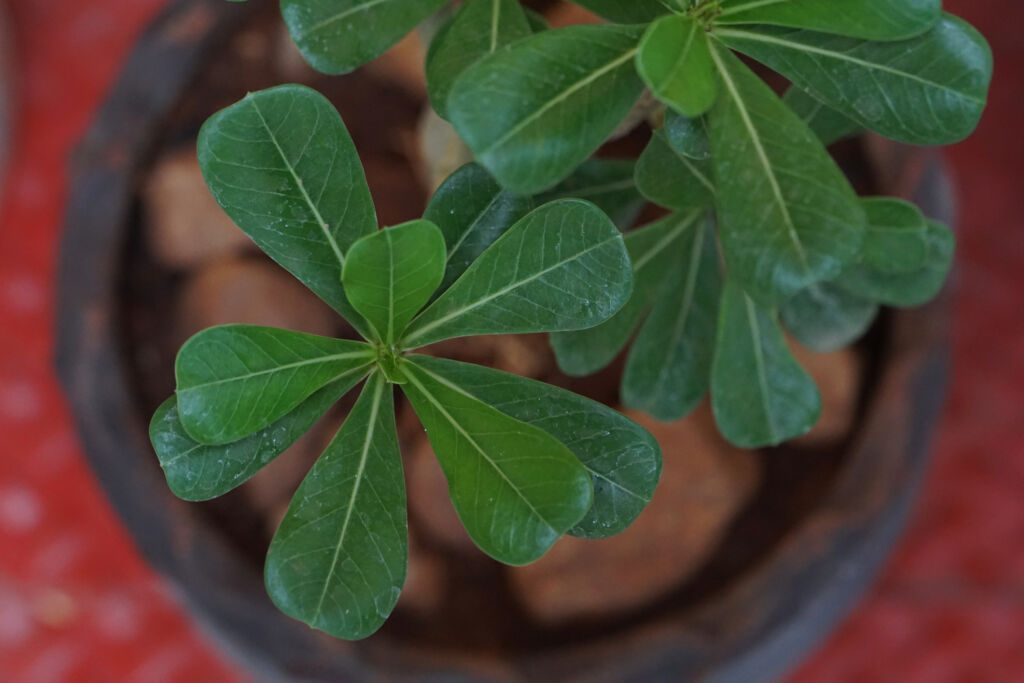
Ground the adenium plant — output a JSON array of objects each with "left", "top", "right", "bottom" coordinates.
[{"left": 151, "top": 0, "right": 991, "bottom": 639}]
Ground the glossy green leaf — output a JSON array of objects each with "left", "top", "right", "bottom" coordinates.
[
  {"left": 402, "top": 200, "right": 633, "bottom": 349},
  {"left": 265, "top": 373, "right": 406, "bottom": 640},
  {"left": 715, "top": 15, "right": 993, "bottom": 145},
  {"left": 551, "top": 210, "right": 703, "bottom": 376},
  {"left": 569, "top": 0, "right": 668, "bottom": 24},
  {"left": 711, "top": 282, "right": 821, "bottom": 448},
  {"left": 151, "top": 371, "right": 367, "bottom": 502},
  {"left": 623, "top": 218, "right": 721, "bottom": 422},
  {"left": 637, "top": 14, "right": 718, "bottom": 118},
  {"left": 538, "top": 159, "right": 647, "bottom": 230},
  {"left": 837, "top": 219, "right": 955, "bottom": 307},
  {"left": 707, "top": 44, "right": 864, "bottom": 306},
  {"left": 860, "top": 198, "right": 929, "bottom": 274},
  {"left": 636, "top": 127, "right": 715, "bottom": 211},
  {"left": 400, "top": 359, "right": 592, "bottom": 564},
  {"left": 198, "top": 86, "right": 376, "bottom": 336},
  {"left": 783, "top": 87, "right": 862, "bottom": 146},
  {"left": 664, "top": 110, "right": 711, "bottom": 160},
  {"left": 448, "top": 24, "right": 646, "bottom": 194},
  {"left": 410, "top": 355, "right": 661, "bottom": 539},
  {"left": 342, "top": 221, "right": 446, "bottom": 344},
  {"left": 780, "top": 282, "right": 878, "bottom": 353},
  {"left": 423, "top": 163, "right": 534, "bottom": 295},
  {"left": 281, "top": 0, "right": 448, "bottom": 75},
  {"left": 175, "top": 325, "right": 375, "bottom": 445},
  {"left": 426, "top": 0, "right": 533, "bottom": 120},
  {"left": 716, "top": 0, "right": 941, "bottom": 41}
]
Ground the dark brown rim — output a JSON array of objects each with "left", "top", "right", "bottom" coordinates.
[{"left": 55, "top": 0, "right": 953, "bottom": 680}]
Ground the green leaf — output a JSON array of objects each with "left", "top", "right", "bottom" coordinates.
[
  {"left": 780, "top": 282, "right": 878, "bottom": 353},
  {"left": 716, "top": 0, "right": 941, "bottom": 41},
  {"left": 448, "top": 24, "right": 646, "bottom": 194},
  {"left": 637, "top": 14, "right": 718, "bottom": 118},
  {"left": 837, "top": 219, "right": 955, "bottom": 307},
  {"left": 623, "top": 218, "right": 721, "bottom": 421},
  {"left": 569, "top": 0, "right": 668, "bottom": 24},
  {"left": 409, "top": 355, "right": 661, "bottom": 539},
  {"left": 715, "top": 15, "right": 993, "bottom": 145},
  {"left": 706, "top": 44, "right": 864, "bottom": 306},
  {"left": 342, "top": 221, "right": 447, "bottom": 344},
  {"left": 859, "top": 198, "right": 929, "bottom": 274},
  {"left": 525, "top": 8, "right": 548, "bottom": 33},
  {"left": 711, "top": 282, "right": 822, "bottom": 448},
  {"left": 423, "top": 163, "right": 534, "bottom": 295},
  {"left": 635, "top": 127, "right": 715, "bottom": 211},
  {"left": 402, "top": 200, "right": 633, "bottom": 348},
  {"left": 426, "top": 0, "right": 533, "bottom": 120},
  {"left": 664, "top": 110, "right": 711, "bottom": 160},
  {"left": 265, "top": 373, "right": 406, "bottom": 640},
  {"left": 150, "top": 371, "right": 366, "bottom": 502},
  {"left": 198, "top": 86, "right": 376, "bottom": 336},
  {"left": 538, "top": 159, "right": 647, "bottom": 230},
  {"left": 551, "top": 210, "right": 703, "bottom": 376},
  {"left": 400, "top": 359, "right": 592, "bottom": 564},
  {"left": 281, "top": 0, "right": 448, "bottom": 75},
  {"left": 783, "top": 87, "right": 862, "bottom": 146},
  {"left": 175, "top": 325, "right": 375, "bottom": 445}
]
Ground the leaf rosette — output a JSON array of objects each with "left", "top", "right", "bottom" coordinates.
[{"left": 152, "top": 86, "right": 661, "bottom": 640}]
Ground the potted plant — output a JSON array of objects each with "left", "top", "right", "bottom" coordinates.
[{"left": 58, "top": 0, "right": 991, "bottom": 679}]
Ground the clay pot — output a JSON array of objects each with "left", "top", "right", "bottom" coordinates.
[{"left": 56, "top": 1, "right": 954, "bottom": 681}]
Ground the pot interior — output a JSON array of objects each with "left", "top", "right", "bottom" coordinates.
[{"left": 114, "top": 0, "right": 888, "bottom": 665}]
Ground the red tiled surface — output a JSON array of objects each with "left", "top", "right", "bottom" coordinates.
[
  {"left": 0, "top": 1, "right": 244, "bottom": 680},
  {"left": 0, "top": 1, "right": 1020, "bottom": 681},
  {"left": 790, "top": 2, "right": 1024, "bottom": 680}
]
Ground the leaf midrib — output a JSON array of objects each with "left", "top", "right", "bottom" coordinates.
[
  {"left": 248, "top": 96, "right": 348, "bottom": 266},
  {"left": 311, "top": 373, "right": 386, "bottom": 623},
  {"left": 489, "top": 0, "right": 501, "bottom": 52},
  {"left": 401, "top": 364, "right": 561, "bottom": 532},
  {"left": 648, "top": 225, "right": 706, "bottom": 407},
  {"left": 657, "top": 18, "right": 701, "bottom": 94},
  {"left": 413, "top": 359, "right": 647, "bottom": 503},
  {"left": 443, "top": 190, "right": 506, "bottom": 268},
  {"left": 386, "top": 230, "right": 396, "bottom": 343},
  {"left": 403, "top": 235, "right": 620, "bottom": 347},
  {"left": 479, "top": 46, "right": 640, "bottom": 157},
  {"left": 707, "top": 42, "right": 810, "bottom": 271},
  {"left": 669, "top": 142, "right": 716, "bottom": 195},
  {"left": 744, "top": 295, "right": 779, "bottom": 442},
  {"left": 632, "top": 209, "right": 701, "bottom": 272},
  {"left": 303, "top": 0, "right": 393, "bottom": 37},
  {"left": 718, "top": 0, "right": 788, "bottom": 18},
  {"left": 181, "top": 349, "right": 374, "bottom": 391},
  {"left": 162, "top": 367, "right": 371, "bottom": 468},
  {"left": 714, "top": 27, "right": 987, "bottom": 105}
]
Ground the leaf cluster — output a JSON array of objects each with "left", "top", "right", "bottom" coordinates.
[
  {"left": 150, "top": 0, "right": 992, "bottom": 640},
  {"left": 267, "top": 0, "right": 989, "bottom": 446},
  {"left": 151, "top": 85, "right": 660, "bottom": 639}
]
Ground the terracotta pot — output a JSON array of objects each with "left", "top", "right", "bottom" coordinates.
[{"left": 56, "top": 0, "right": 955, "bottom": 680}]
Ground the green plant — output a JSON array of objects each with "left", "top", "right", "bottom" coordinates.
[
  {"left": 150, "top": 85, "right": 660, "bottom": 639},
  {"left": 150, "top": 0, "right": 991, "bottom": 640}
]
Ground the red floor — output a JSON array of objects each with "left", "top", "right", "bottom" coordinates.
[{"left": 0, "top": 1, "right": 1021, "bottom": 681}]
